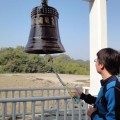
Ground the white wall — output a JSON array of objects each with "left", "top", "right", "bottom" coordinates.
[{"left": 89, "top": 0, "right": 107, "bottom": 95}]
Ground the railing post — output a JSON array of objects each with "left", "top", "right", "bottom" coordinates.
[
  {"left": 2, "top": 103, "right": 6, "bottom": 120},
  {"left": 18, "top": 91, "right": 21, "bottom": 113},
  {"left": 71, "top": 99, "right": 75, "bottom": 120},
  {"left": 22, "top": 102, "right": 26, "bottom": 120},
  {"left": 47, "top": 90, "right": 49, "bottom": 109},
  {"left": 64, "top": 99, "right": 67, "bottom": 120},
  {"left": 85, "top": 103, "right": 88, "bottom": 120},
  {"left": 12, "top": 102, "right": 16, "bottom": 120},
  {"left": 56, "top": 100, "right": 59, "bottom": 120},
  {"left": 32, "top": 101, "right": 35, "bottom": 120},
  {"left": 41, "top": 101, "right": 45, "bottom": 120},
  {"left": 52, "top": 90, "right": 55, "bottom": 107},
  {"left": 78, "top": 101, "right": 82, "bottom": 120}
]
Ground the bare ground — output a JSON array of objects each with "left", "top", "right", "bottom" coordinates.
[{"left": 0, "top": 73, "right": 90, "bottom": 89}]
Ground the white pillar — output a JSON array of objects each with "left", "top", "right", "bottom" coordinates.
[{"left": 89, "top": 0, "right": 108, "bottom": 95}]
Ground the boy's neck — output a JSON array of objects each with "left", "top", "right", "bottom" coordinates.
[{"left": 101, "top": 70, "right": 112, "bottom": 80}]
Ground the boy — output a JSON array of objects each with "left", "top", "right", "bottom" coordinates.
[{"left": 75, "top": 48, "right": 120, "bottom": 120}]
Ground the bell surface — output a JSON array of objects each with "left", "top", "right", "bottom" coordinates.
[{"left": 25, "top": 1, "right": 65, "bottom": 54}]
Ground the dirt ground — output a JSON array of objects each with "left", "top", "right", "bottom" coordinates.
[{"left": 0, "top": 73, "right": 90, "bottom": 89}]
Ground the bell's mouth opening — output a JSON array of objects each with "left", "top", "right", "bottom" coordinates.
[{"left": 24, "top": 49, "right": 65, "bottom": 54}]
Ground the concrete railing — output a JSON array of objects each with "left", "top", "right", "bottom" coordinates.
[{"left": 0, "top": 87, "right": 90, "bottom": 120}]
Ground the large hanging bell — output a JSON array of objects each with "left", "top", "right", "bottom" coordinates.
[{"left": 25, "top": 0, "right": 65, "bottom": 54}]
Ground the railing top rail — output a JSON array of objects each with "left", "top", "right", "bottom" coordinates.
[
  {"left": 0, "top": 87, "right": 86, "bottom": 91},
  {"left": 0, "top": 95, "right": 71, "bottom": 102},
  {"left": 0, "top": 87, "right": 89, "bottom": 91},
  {"left": 0, "top": 87, "right": 64, "bottom": 91}
]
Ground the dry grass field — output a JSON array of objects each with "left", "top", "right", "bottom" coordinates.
[{"left": 0, "top": 73, "right": 90, "bottom": 89}]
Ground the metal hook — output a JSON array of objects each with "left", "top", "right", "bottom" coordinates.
[{"left": 42, "top": 0, "right": 48, "bottom": 5}]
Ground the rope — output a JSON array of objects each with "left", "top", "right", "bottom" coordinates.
[{"left": 48, "top": 56, "right": 80, "bottom": 103}]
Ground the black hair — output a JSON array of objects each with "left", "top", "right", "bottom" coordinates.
[{"left": 97, "top": 48, "right": 120, "bottom": 75}]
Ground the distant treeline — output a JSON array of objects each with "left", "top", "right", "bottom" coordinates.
[{"left": 0, "top": 46, "right": 90, "bottom": 75}]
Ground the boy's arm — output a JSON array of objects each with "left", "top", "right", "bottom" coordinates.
[{"left": 80, "top": 93, "right": 96, "bottom": 105}]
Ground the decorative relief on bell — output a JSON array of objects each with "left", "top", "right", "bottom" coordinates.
[
  {"left": 45, "top": 17, "right": 50, "bottom": 24},
  {"left": 32, "top": 16, "right": 55, "bottom": 26},
  {"left": 51, "top": 17, "right": 55, "bottom": 26},
  {"left": 39, "top": 17, "right": 44, "bottom": 24}
]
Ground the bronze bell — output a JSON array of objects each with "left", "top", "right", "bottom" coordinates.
[{"left": 25, "top": 0, "right": 65, "bottom": 54}]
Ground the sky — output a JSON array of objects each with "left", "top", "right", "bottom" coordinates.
[{"left": 0, "top": 0, "right": 120, "bottom": 60}]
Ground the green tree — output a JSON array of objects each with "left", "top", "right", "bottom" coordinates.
[{"left": 0, "top": 47, "right": 90, "bottom": 75}]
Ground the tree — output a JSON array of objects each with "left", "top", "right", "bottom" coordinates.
[{"left": 0, "top": 47, "right": 90, "bottom": 75}]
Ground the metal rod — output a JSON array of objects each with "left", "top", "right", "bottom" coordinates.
[{"left": 42, "top": 0, "right": 48, "bottom": 5}]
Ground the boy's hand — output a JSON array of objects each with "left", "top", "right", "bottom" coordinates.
[
  {"left": 75, "top": 88, "right": 83, "bottom": 98},
  {"left": 87, "top": 106, "right": 97, "bottom": 117}
]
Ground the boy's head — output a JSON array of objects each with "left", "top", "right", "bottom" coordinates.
[{"left": 97, "top": 48, "right": 120, "bottom": 75}]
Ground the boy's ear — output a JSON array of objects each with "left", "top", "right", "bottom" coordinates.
[{"left": 100, "top": 63, "right": 104, "bottom": 70}]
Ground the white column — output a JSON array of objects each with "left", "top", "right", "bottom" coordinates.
[{"left": 89, "top": 0, "right": 107, "bottom": 95}]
